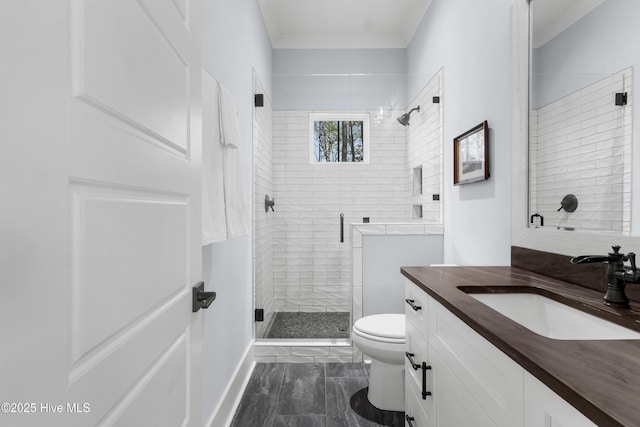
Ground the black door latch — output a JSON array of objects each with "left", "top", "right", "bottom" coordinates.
[{"left": 192, "top": 281, "right": 216, "bottom": 312}]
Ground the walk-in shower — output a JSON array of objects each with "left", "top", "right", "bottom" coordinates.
[{"left": 252, "top": 65, "right": 444, "bottom": 361}]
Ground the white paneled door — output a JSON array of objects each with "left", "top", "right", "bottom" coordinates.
[{"left": 1, "top": 0, "right": 203, "bottom": 426}]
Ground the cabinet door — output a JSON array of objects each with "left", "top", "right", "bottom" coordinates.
[
  {"left": 406, "top": 321, "right": 430, "bottom": 398},
  {"left": 429, "top": 297, "right": 524, "bottom": 426},
  {"left": 429, "top": 346, "right": 496, "bottom": 427},
  {"left": 524, "top": 373, "right": 597, "bottom": 427},
  {"left": 406, "top": 379, "right": 434, "bottom": 427}
]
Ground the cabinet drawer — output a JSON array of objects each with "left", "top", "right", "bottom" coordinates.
[
  {"left": 405, "top": 279, "right": 429, "bottom": 333},
  {"left": 405, "top": 321, "right": 429, "bottom": 394},
  {"left": 405, "top": 380, "right": 433, "bottom": 427},
  {"left": 428, "top": 298, "right": 523, "bottom": 427}
]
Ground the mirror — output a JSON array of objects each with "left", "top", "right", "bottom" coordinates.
[{"left": 528, "top": 0, "right": 635, "bottom": 235}]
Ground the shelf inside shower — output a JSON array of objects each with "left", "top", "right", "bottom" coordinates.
[{"left": 265, "top": 312, "right": 350, "bottom": 339}]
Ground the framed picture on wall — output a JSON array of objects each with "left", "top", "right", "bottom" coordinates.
[{"left": 453, "top": 120, "right": 489, "bottom": 185}]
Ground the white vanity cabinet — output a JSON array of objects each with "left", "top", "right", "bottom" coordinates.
[
  {"left": 404, "top": 281, "right": 432, "bottom": 426},
  {"left": 428, "top": 292, "right": 523, "bottom": 427},
  {"left": 404, "top": 279, "right": 596, "bottom": 427},
  {"left": 524, "top": 373, "right": 597, "bottom": 427}
]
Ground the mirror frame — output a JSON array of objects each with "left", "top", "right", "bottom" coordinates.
[{"left": 511, "top": 0, "right": 637, "bottom": 256}]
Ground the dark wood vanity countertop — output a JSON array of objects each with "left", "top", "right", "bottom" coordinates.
[{"left": 401, "top": 266, "right": 640, "bottom": 427}]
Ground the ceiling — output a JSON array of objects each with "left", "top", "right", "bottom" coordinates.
[
  {"left": 257, "top": 0, "right": 433, "bottom": 49},
  {"left": 257, "top": 0, "right": 606, "bottom": 50}
]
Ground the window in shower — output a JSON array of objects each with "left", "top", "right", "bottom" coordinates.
[{"left": 309, "top": 113, "right": 369, "bottom": 163}]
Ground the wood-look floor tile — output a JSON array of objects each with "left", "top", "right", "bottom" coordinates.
[
  {"left": 326, "top": 378, "right": 404, "bottom": 427},
  {"left": 275, "top": 364, "right": 326, "bottom": 416},
  {"left": 244, "top": 363, "right": 286, "bottom": 395},
  {"left": 272, "top": 414, "right": 326, "bottom": 427},
  {"left": 325, "top": 362, "right": 369, "bottom": 378},
  {"left": 230, "top": 394, "right": 277, "bottom": 427}
]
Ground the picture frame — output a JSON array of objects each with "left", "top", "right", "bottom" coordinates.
[{"left": 453, "top": 120, "right": 489, "bottom": 185}]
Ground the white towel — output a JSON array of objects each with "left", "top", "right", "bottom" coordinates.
[
  {"left": 202, "top": 70, "right": 227, "bottom": 244},
  {"left": 201, "top": 70, "right": 249, "bottom": 244},
  {"left": 217, "top": 80, "right": 249, "bottom": 238},
  {"left": 217, "top": 81, "right": 240, "bottom": 149},
  {"left": 223, "top": 144, "right": 249, "bottom": 239}
]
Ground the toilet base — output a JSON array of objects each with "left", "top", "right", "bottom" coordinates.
[{"left": 367, "top": 359, "right": 404, "bottom": 411}]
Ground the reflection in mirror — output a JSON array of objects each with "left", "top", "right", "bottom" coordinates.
[{"left": 529, "top": 0, "right": 634, "bottom": 235}]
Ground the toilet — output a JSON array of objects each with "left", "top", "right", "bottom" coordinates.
[{"left": 352, "top": 313, "right": 406, "bottom": 411}]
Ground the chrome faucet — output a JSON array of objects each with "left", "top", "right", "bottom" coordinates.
[{"left": 570, "top": 245, "right": 640, "bottom": 308}]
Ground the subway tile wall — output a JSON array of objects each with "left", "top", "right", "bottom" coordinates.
[
  {"left": 272, "top": 109, "right": 410, "bottom": 313},
  {"left": 268, "top": 72, "right": 445, "bottom": 315},
  {"left": 529, "top": 68, "right": 632, "bottom": 234},
  {"left": 407, "top": 68, "right": 444, "bottom": 223},
  {"left": 253, "top": 73, "right": 274, "bottom": 338}
]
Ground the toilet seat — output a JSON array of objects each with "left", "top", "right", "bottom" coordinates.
[{"left": 353, "top": 314, "right": 405, "bottom": 343}]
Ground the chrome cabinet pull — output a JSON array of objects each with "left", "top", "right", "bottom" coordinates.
[{"left": 405, "top": 298, "right": 421, "bottom": 311}]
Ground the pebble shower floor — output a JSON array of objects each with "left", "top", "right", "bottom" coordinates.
[{"left": 265, "top": 312, "right": 351, "bottom": 339}]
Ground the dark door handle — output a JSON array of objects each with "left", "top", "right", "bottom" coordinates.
[
  {"left": 405, "top": 415, "right": 416, "bottom": 427},
  {"left": 192, "top": 281, "right": 216, "bottom": 312},
  {"left": 422, "top": 362, "right": 432, "bottom": 399},
  {"left": 405, "top": 352, "right": 420, "bottom": 370},
  {"left": 405, "top": 299, "right": 422, "bottom": 311}
]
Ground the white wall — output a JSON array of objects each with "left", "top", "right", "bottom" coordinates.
[
  {"left": 532, "top": 0, "right": 640, "bottom": 108},
  {"left": 363, "top": 235, "right": 443, "bottom": 316},
  {"left": 407, "top": 0, "right": 514, "bottom": 265},
  {"left": 272, "top": 49, "right": 408, "bottom": 110},
  {"left": 201, "top": 0, "right": 271, "bottom": 422}
]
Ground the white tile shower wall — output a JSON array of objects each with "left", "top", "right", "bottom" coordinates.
[
  {"left": 407, "top": 69, "right": 444, "bottom": 223},
  {"left": 252, "top": 73, "right": 274, "bottom": 338},
  {"left": 529, "top": 68, "right": 632, "bottom": 234},
  {"left": 272, "top": 109, "right": 411, "bottom": 312}
]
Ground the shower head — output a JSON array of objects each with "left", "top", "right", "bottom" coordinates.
[{"left": 397, "top": 106, "right": 420, "bottom": 126}]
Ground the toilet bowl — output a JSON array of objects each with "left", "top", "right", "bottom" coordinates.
[{"left": 352, "top": 313, "right": 405, "bottom": 411}]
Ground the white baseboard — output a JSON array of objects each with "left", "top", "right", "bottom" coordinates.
[{"left": 205, "top": 340, "right": 255, "bottom": 427}]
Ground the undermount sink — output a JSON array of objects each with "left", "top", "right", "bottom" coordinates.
[{"left": 463, "top": 289, "right": 640, "bottom": 340}]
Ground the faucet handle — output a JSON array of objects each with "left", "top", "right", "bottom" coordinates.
[
  {"left": 628, "top": 252, "right": 637, "bottom": 273},
  {"left": 612, "top": 245, "right": 621, "bottom": 254}
]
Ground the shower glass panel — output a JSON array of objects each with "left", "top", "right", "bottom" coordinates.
[{"left": 253, "top": 70, "right": 438, "bottom": 341}]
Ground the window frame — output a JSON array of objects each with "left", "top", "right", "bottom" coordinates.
[{"left": 308, "top": 113, "right": 370, "bottom": 164}]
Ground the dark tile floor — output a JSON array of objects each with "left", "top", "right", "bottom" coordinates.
[
  {"left": 265, "top": 312, "right": 351, "bottom": 339},
  {"left": 230, "top": 363, "right": 405, "bottom": 427}
]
